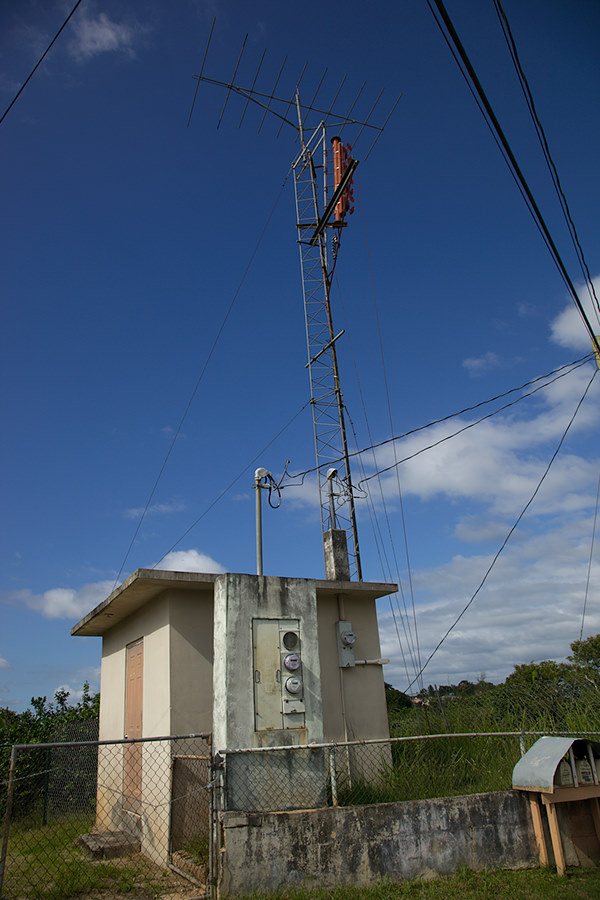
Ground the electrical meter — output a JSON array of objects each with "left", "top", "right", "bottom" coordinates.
[
  {"left": 253, "top": 617, "right": 306, "bottom": 728},
  {"left": 285, "top": 676, "right": 302, "bottom": 694},
  {"left": 282, "top": 631, "right": 299, "bottom": 651},
  {"left": 336, "top": 620, "right": 356, "bottom": 667}
]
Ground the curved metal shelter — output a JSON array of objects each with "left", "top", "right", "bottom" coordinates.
[{"left": 513, "top": 736, "right": 600, "bottom": 793}]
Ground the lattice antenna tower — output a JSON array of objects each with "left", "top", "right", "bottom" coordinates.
[{"left": 189, "top": 24, "right": 400, "bottom": 581}]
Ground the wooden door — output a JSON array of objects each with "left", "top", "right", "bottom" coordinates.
[{"left": 123, "top": 638, "right": 143, "bottom": 811}]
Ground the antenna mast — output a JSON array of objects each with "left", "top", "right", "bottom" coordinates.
[
  {"left": 292, "top": 94, "right": 362, "bottom": 580},
  {"left": 188, "top": 29, "right": 400, "bottom": 580}
]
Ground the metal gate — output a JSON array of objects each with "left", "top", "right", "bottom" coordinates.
[{"left": 169, "top": 736, "right": 216, "bottom": 893}]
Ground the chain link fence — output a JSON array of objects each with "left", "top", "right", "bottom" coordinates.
[
  {"left": 392, "top": 669, "right": 600, "bottom": 736},
  {"left": 0, "top": 734, "right": 212, "bottom": 900},
  {"left": 3, "top": 669, "right": 600, "bottom": 898},
  {"left": 222, "top": 730, "right": 600, "bottom": 813}
]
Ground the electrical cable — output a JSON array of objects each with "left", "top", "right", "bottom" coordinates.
[
  {"left": 333, "top": 271, "right": 422, "bottom": 682},
  {"left": 405, "top": 367, "right": 598, "bottom": 692},
  {"left": 152, "top": 401, "right": 310, "bottom": 568},
  {"left": 284, "top": 355, "right": 592, "bottom": 484},
  {"left": 357, "top": 359, "right": 592, "bottom": 488},
  {"left": 357, "top": 173, "right": 423, "bottom": 689},
  {"left": 425, "top": 0, "right": 600, "bottom": 358},
  {"left": 345, "top": 406, "right": 422, "bottom": 687},
  {"left": 492, "top": 0, "right": 600, "bottom": 327},
  {"left": 112, "top": 172, "right": 290, "bottom": 590},
  {"left": 580, "top": 469, "right": 600, "bottom": 641},
  {"left": 1, "top": 0, "right": 84, "bottom": 126}
]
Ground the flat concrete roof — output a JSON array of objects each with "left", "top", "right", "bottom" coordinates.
[{"left": 71, "top": 569, "right": 398, "bottom": 637}]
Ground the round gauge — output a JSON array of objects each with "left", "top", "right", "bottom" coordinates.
[
  {"left": 282, "top": 631, "right": 299, "bottom": 650},
  {"left": 285, "top": 676, "right": 302, "bottom": 694},
  {"left": 283, "top": 653, "right": 301, "bottom": 671}
]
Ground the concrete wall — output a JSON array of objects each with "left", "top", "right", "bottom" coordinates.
[
  {"left": 218, "top": 791, "right": 537, "bottom": 897},
  {"left": 213, "top": 574, "right": 324, "bottom": 752},
  {"left": 168, "top": 590, "right": 213, "bottom": 735},
  {"left": 96, "top": 588, "right": 214, "bottom": 865},
  {"left": 98, "top": 593, "right": 171, "bottom": 741},
  {"left": 317, "top": 592, "right": 389, "bottom": 743}
]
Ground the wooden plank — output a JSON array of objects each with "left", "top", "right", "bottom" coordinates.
[
  {"left": 529, "top": 795, "right": 549, "bottom": 867},
  {"left": 547, "top": 803, "right": 566, "bottom": 876},
  {"left": 540, "top": 785, "right": 600, "bottom": 804}
]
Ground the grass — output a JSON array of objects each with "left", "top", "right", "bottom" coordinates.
[
  {"left": 5, "top": 815, "right": 600, "bottom": 899},
  {"left": 240, "top": 866, "right": 600, "bottom": 899},
  {"left": 1, "top": 816, "right": 187, "bottom": 899}
]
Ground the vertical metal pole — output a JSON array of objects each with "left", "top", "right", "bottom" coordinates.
[
  {"left": 41, "top": 748, "right": 50, "bottom": 826},
  {"left": 519, "top": 733, "right": 526, "bottom": 757},
  {"left": 0, "top": 746, "right": 17, "bottom": 897},
  {"left": 255, "top": 473, "right": 263, "bottom": 576},
  {"left": 208, "top": 738, "right": 221, "bottom": 898},
  {"left": 329, "top": 746, "right": 338, "bottom": 807},
  {"left": 327, "top": 469, "right": 337, "bottom": 529}
]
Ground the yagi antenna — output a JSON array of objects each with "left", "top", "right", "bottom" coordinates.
[
  {"left": 187, "top": 23, "right": 401, "bottom": 156},
  {"left": 187, "top": 23, "right": 402, "bottom": 583}
]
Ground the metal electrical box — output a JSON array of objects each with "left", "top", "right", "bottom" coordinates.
[
  {"left": 336, "top": 620, "right": 356, "bottom": 667},
  {"left": 252, "top": 618, "right": 305, "bottom": 732}
]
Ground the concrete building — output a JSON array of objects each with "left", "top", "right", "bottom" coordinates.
[{"left": 71, "top": 567, "right": 396, "bottom": 861}]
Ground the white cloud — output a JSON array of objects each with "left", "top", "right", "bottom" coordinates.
[
  {"left": 361, "top": 363, "right": 600, "bottom": 520},
  {"left": 0, "top": 654, "right": 10, "bottom": 669},
  {"left": 550, "top": 277, "right": 600, "bottom": 351},
  {"left": 380, "top": 516, "right": 600, "bottom": 691},
  {"left": 155, "top": 549, "right": 226, "bottom": 573},
  {"left": 53, "top": 667, "right": 100, "bottom": 703},
  {"left": 1, "top": 548, "right": 226, "bottom": 622},
  {"left": 123, "top": 501, "right": 186, "bottom": 520},
  {"left": 362, "top": 294, "right": 600, "bottom": 691},
  {"left": 454, "top": 517, "right": 512, "bottom": 544},
  {"left": 67, "top": 12, "right": 140, "bottom": 62},
  {"left": 5, "top": 580, "right": 114, "bottom": 619},
  {"left": 462, "top": 351, "right": 500, "bottom": 376}
]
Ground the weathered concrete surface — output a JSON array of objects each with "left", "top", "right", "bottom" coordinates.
[
  {"left": 213, "top": 574, "right": 324, "bottom": 751},
  {"left": 218, "top": 790, "right": 538, "bottom": 897},
  {"left": 323, "top": 529, "right": 350, "bottom": 581},
  {"left": 78, "top": 830, "right": 141, "bottom": 858}
]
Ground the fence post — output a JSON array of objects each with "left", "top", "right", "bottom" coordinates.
[
  {"left": 41, "top": 747, "right": 51, "bottom": 827},
  {"left": 0, "top": 746, "right": 17, "bottom": 898},
  {"left": 329, "top": 746, "right": 338, "bottom": 807},
  {"left": 519, "top": 733, "right": 526, "bottom": 757},
  {"left": 210, "top": 752, "right": 224, "bottom": 900}
]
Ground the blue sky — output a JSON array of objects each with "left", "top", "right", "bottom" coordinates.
[{"left": 2, "top": 0, "right": 600, "bottom": 709}]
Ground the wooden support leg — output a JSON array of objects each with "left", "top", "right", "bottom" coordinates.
[
  {"left": 529, "top": 795, "right": 549, "bottom": 867},
  {"left": 590, "top": 797, "right": 600, "bottom": 843},
  {"left": 547, "top": 802, "right": 566, "bottom": 876}
]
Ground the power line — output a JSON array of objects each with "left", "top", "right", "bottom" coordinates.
[
  {"left": 357, "top": 360, "right": 591, "bottom": 488},
  {"left": 153, "top": 400, "right": 310, "bottom": 567},
  {"left": 492, "top": 0, "right": 600, "bottom": 327},
  {"left": 580, "top": 469, "right": 600, "bottom": 641},
  {"left": 284, "top": 355, "right": 592, "bottom": 484},
  {"left": 112, "top": 172, "right": 290, "bottom": 590},
  {"left": 426, "top": 0, "right": 600, "bottom": 357},
  {"left": 1, "top": 0, "right": 84, "bottom": 126},
  {"left": 356, "top": 174, "right": 423, "bottom": 688},
  {"left": 405, "top": 367, "right": 598, "bottom": 692}
]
